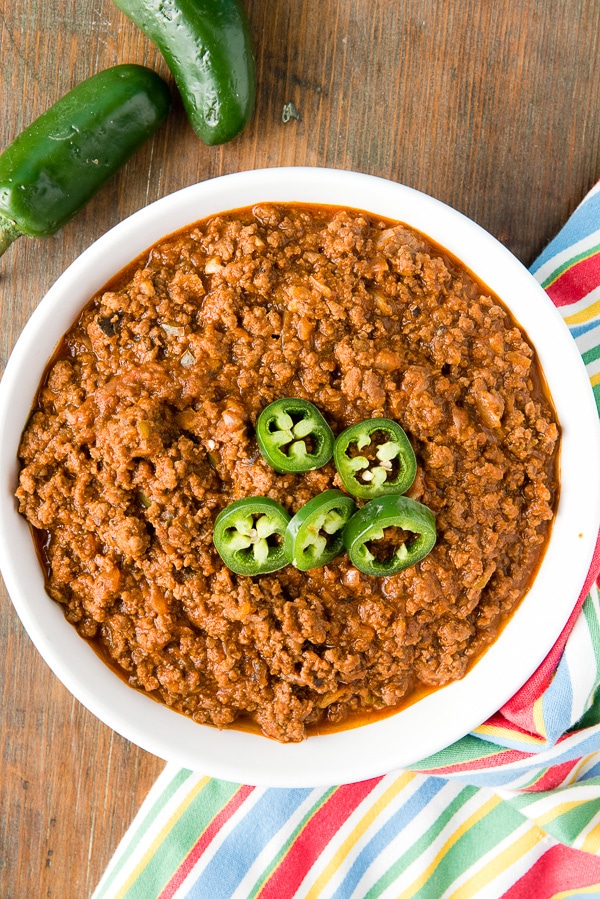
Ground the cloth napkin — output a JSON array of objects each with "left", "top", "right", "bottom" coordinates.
[{"left": 93, "top": 181, "right": 600, "bottom": 899}]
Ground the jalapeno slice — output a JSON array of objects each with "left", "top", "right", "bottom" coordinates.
[
  {"left": 213, "top": 496, "right": 290, "bottom": 576},
  {"left": 256, "top": 398, "right": 335, "bottom": 473},
  {"left": 284, "top": 489, "right": 356, "bottom": 571},
  {"left": 344, "top": 495, "right": 436, "bottom": 576},
  {"left": 334, "top": 418, "right": 417, "bottom": 499}
]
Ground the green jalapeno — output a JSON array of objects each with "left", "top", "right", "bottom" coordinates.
[
  {"left": 256, "top": 398, "right": 335, "bottom": 474},
  {"left": 284, "top": 489, "right": 356, "bottom": 571},
  {"left": 333, "top": 418, "right": 417, "bottom": 499},
  {"left": 344, "top": 495, "right": 436, "bottom": 576},
  {"left": 0, "top": 65, "right": 171, "bottom": 258},
  {"left": 213, "top": 496, "right": 290, "bottom": 576},
  {"left": 111, "top": 0, "right": 255, "bottom": 146}
]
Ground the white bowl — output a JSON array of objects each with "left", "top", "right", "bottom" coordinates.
[{"left": 1, "top": 167, "right": 599, "bottom": 787}]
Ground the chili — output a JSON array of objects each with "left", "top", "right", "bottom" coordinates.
[
  {"left": 213, "top": 496, "right": 290, "bottom": 576},
  {"left": 0, "top": 65, "right": 171, "bottom": 258},
  {"left": 111, "top": 0, "right": 255, "bottom": 146},
  {"left": 256, "top": 398, "right": 335, "bottom": 473},
  {"left": 284, "top": 489, "right": 356, "bottom": 571},
  {"left": 344, "top": 495, "right": 436, "bottom": 576},
  {"left": 334, "top": 417, "right": 417, "bottom": 499}
]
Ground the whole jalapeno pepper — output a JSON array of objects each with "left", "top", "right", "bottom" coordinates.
[
  {"left": 333, "top": 417, "right": 417, "bottom": 499},
  {"left": 343, "top": 495, "right": 436, "bottom": 576},
  {"left": 0, "top": 65, "right": 171, "bottom": 259},
  {"left": 213, "top": 496, "right": 290, "bottom": 576},
  {"left": 111, "top": 0, "right": 255, "bottom": 146},
  {"left": 284, "top": 489, "right": 356, "bottom": 571},
  {"left": 256, "top": 398, "right": 335, "bottom": 474}
]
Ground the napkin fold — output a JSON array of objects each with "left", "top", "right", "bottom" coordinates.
[{"left": 94, "top": 181, "right": 600, "bottom": 899}]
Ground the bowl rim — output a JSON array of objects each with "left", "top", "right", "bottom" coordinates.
[{"left": 1, "top": 166, "right": 599, "bottom": 787}]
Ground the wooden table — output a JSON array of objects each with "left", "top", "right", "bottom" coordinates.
[{"left": 1, "top": 1, "right": 598, "bottom": 894}]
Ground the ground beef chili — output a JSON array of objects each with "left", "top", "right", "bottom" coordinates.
[{"left": 16, "top": 204, "right": 560, "bottom": 743}]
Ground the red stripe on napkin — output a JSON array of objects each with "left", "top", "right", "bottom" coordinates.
[
  {"left": 502, "top": 843, "right": 600, "bottom": 898},
  {"left": 157, "top": 785, "right": 256, "bottom": 899},
  {"left": 520, "top": 758, "right": 582, "bottom": 793},
  {"left": 545, "top": 251, "right": 600, "bottom": 306},
  {"left": 257, "top": 779, "right": 380, "bottom": 899}
]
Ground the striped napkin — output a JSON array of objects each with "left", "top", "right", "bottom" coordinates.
[{"left": 93, "top": 181, "right": 600, "bottom": 899}]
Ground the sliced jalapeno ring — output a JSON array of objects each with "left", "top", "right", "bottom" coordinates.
[
  {"left": 256, "top": 398, "right": 334, "bottom": 473},
  {"left": 284, "top": 489, "right": 356, "bottom": 571},
  {"left": 344, "top": 495, "right": 436, "bottom": 576},
  {"left": 334, "top": 417, "right": 417, "bottom": 499},
  {"left": 213, "top": 496, "right": 290, "bottom": 576}
]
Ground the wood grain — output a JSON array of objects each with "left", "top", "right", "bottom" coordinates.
[{"left": 0, "top": 0, "right": 599, "bottom": 894}]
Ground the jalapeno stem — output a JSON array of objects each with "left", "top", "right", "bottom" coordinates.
[{"left": 0, "top": 218, "right": 20, "bottom": 258}]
